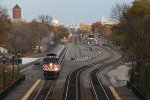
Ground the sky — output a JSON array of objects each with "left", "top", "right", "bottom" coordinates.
[{"left": 1, "top": 0, "right": 133, "bottom": 25}]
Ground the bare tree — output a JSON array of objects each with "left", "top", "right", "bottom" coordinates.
[
  {"left": 9, "top": 22, "right": 33, "bottom": 54},
  {"left": 111, "top": 3, "right": 129, "bottom": 22},
  {"left": 37, "top": 15, "right": 53, "bottom": 24}
]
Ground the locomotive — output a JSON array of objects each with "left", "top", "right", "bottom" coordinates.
[{"left": 43, "top": 46, "right": 65, "bottom": 79}]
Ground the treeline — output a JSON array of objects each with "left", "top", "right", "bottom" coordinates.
[
  {"left": 0, "top": 4, "right": 70, "bottom": 55},
  {"left": 79, "top": 22, "right": 112, "bottom": 37},
  {"left": 0, "top": 5, "right": 11, "bottom": 48},
  {"left": 110, "top": 1, "right": 150, "bottom": 98}
]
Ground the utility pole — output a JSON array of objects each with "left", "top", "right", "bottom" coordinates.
[
  {"left": 12, "top": 55, "right": 15, "bottom": 80},
  {"left": 17, "top": 52, "right": 21, "bottom": 77},
  {"left": 131, "top": 57, "right": 134, "bottom": 84},
  {"left": 2, "top": 56, "right": 6, "bottom": 89},
  {"left": 145, "top": 63, "right": 148, "bottom": 100}
]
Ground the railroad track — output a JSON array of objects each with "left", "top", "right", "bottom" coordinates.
[
  {"left": 63, "top": 47, "right": 117, "bottom": 100},
  {"left": 89, "top": 47, "right": 122, "bottom": 100},
  {"left": 90, "top": 56, "right": 122, "bottom": 100},
  {"left": 31, "top": 80, "right": 55, "bottom": 100}
]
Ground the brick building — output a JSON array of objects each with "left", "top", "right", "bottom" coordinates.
[{"left": 12, "top": 4, "right": 21, "bottom": 22}]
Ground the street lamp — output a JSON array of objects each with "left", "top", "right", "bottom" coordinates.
[
  {"left": 2, "top": 56, "right": 6, "bottom": 89},
  {"left": 145, "top": 63, "right": 148, "bottom": 100},
  {"left": 12, "top": 55, "right": 15, "bottom": 80},
  {"left": 131, "top": 56, "right": 134, "bottom": 84},
  {"left": 17, "top": 52, "right": 21, "bottom": 77}
]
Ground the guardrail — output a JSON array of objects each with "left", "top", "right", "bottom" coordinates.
[
  {"left": 126, "top": 81, "right": 146, "bottom": 100},
  {"left": 0, "top": 75, "right": 25, "bottom": 99}
]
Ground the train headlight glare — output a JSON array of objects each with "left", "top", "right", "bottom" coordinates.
[
  {"left": 49, "top": 63, "right": 52, "bottom": 66},
  {"left": 54, "top": 67, "right": 59, "bottom": 71}
]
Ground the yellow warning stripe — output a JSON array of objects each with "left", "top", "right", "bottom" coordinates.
[
  {"left": 22, "top": 79, "right": 41, "bottom": 100},
  {"left": 109, "top": 86, "right": 121, "bottom": 100}
]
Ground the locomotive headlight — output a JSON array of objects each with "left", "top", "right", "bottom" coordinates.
[
  {"left": 49, "top": 63, "right": 52, "bottom": 67},
  {"left": 54, "top": 67, "right": 59, "bottom": 71}
]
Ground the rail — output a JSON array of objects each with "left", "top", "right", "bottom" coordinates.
[
  {"left": 63, "top": 48, "right": 103, "bottom": 100},
  {"left": 30, "top": 80, "right": 55, "bottom": 100},
  {"left": 63, "top": 47, "right": 115, "bottom": 100},
  {"left": 89, "top": 47, "right": 115, "bottom": 100}
]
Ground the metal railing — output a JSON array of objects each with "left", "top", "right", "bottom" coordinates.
[{"left": 126, "top": 81, "right": 146, "bottom": 100}]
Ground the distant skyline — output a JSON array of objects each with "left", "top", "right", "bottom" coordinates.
[{"left": 1, "top": 0, "right": 133, "bottom": 25}]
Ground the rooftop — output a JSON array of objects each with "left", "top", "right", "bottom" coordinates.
[{"left": 13, "top": 4, "right": 21, "bottom": 10}]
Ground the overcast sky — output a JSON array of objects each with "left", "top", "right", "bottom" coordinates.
[{"left": 1, "top": 0, "right": 133, "bottom": 25}]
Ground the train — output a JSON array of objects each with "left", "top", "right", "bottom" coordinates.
[
  {"left": 42, "top": 45, "right": 66, "bottom": 79},
  {"left": 87, "top": 34, "right": 98, "bottom": 45}
]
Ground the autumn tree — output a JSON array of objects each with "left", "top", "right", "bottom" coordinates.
[
  {"left": 91, "top": 21, "right": 102, "bottom": 34},
  {"left": 110, "top": 1, "right": 150, "bottom": 98},
  {"left": 80, "top": 23, "right": 92, "bottom": 34},
  {"left": 8, "top": 19, "right": 52, "bottom": 55},
  {"left": 51, "top": 25, "right": 70, "bottom": 43},
  {"left": 9, "top": 22, "right": 33, "bottom": 54},
  {"left": 91, "top": 21, "right": 112, "bottom": 37},
  {"left": 111, "top": 2, "right": 150, "bottom": 62},
  {"left": 0, "top": 4, "right": 11, "bottom": 48}
]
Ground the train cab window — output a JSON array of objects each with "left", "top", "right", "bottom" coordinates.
[
  {"left": 43, "top": 57, "right": 59, "bottom": 63},
  {"left": 46, "top": 53, "right": 57, "bottom": 57},
  {"left": 88, "top": 35, "right": 94, "bottom": 38}
]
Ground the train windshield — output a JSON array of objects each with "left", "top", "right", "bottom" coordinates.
[
  {"left": 88, "top": 35, "right": 94, "bottom": 38},
  {"left": 43, "top": 57, "right": 59, "bottom": 63}
]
